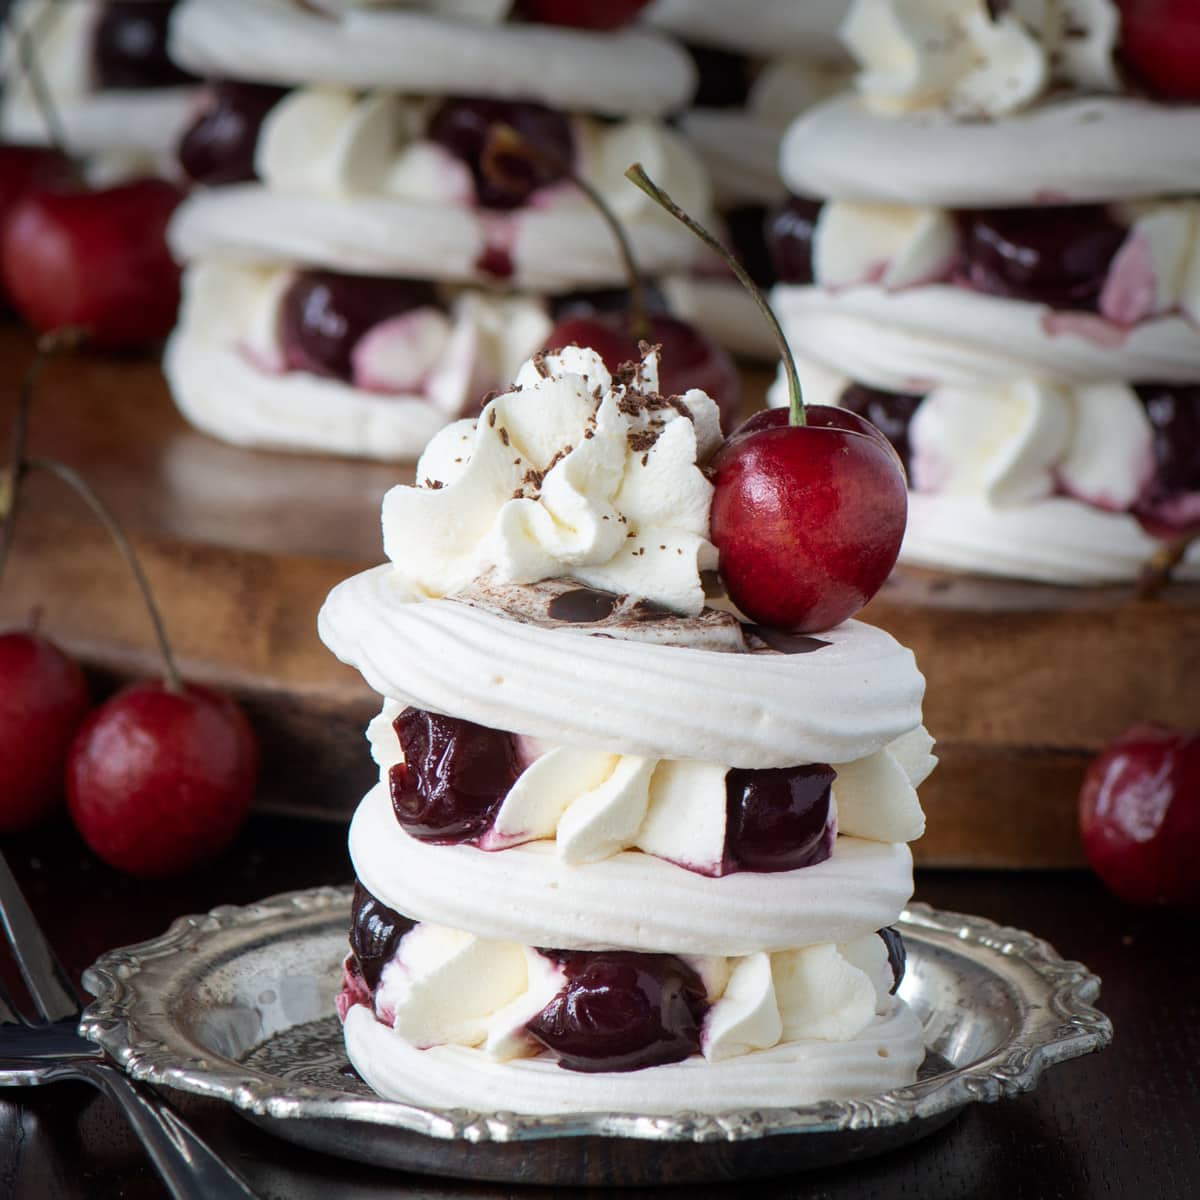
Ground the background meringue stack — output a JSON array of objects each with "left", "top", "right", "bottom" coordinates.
[
  {"left": 160, "top": 0, "right": 717, "bottom": 460},
  {"left": 1, "top": 0, "right": 199, "bottom": 182},
  {"left": 645, "top": 0, "right": 853, "bottom": 360},
  {"left": 771, "top": 0, "right": 1200, "bottom": 586},
  {"left": 319, "top": 345, "right": 935, "bottom": 1114}
]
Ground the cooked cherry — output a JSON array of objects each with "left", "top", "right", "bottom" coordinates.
[
  {"left": 839, "top": 383, "right": 925, "bottom": 475},
  {"left": 686, "top": 43, "right": 754, "bottom": 109},
  {"left": 178, "top": 80, "right": 288, "bottom": 185},
  {"left": 93, "top": 1, "right": 195, "bottom": 89},
  {"left": 1131, "top": 382, "right": 1200, "bottom": 535},
  {"left": 878, "top": 927, "right": 906, "bottom": 995},
  {"left": 528, "top": 950, "right": 707, "bottom": 1072},
  {"left": 278, "top": 270, "right": 440, "bottom": 381},
  {"left": 427, "top": 97, "right": 574, "bottom": 210},
  {"left": 511, "top": 0, "right": 651, "bottom": 30},
  {"left": 550, "top": 282, "right": 667, "bottom": 321},
  {"left": 389, "top": 708, "right": 519, "bottom": 842},
  {"left": 765, "top": 195, "right": 822, "bottom": 285},
  {"left": 726, "top": 203, "right": 774, "bottom": 288},
  {"left": 956, "top": 205, "right": 1127, "bottom": 310},
  {"left": 722, "top": 763, "right": 836, "bottom": 873},
  {"left": 349, "top": 881, "right": 414, "bottom": 991}
]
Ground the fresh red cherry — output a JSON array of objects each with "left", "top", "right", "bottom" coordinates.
[
  {"left": 1, "top": 178, "right": 183, "bottom": 347},
  {"left": 66, "top": 680, "right": 257, "bottom": 877},
  {"left": 528, "top": 949, "right": 707, "bottom": 1072},
  {"left": 0, "top": 146, "right": 75, "bottom": 234},
  {"left": 0, "top": 632, "right": 90, "bottom": 833},
  {"left": 726, "top": 403, "right": 907, "bottom": 481},
  {"left": 1117, "top": 0, "right": 1200, "bottom": 100},
  {"left": 543, "top": 311, "right": 741, "bottom": 431},
  {"left": 1079, "top": 723, "right": 1200, "bottom": 910},
  {"left": 511, "top": 0, "right": 652, "bottom": 30},
  {"left": 710, "top": 411, "right": 908, "bottom": 632},
  {"left": 837, "top": 383, "right": 925, "bottom": 477}
]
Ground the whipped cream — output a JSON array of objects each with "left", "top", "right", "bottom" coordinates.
[
  {"left": 344, "top": 998, "right": 923, "bottom": 1114},
  {"left": 320, "top": 568, "right": 928, "bottom": 768},
  {"left": 842, "top": 0, "right": 1118, "bottom": 119},
  {"left": 772, "top": 284, "right": 1200, "bottom": 389},
  {"left": 379, "top": 346, "right": 721, "bottom": 616},
  {"left": 368, "top": 699, "right": 930, "bottom": 868},
  {"left": 358, "top": 921, "right": 897, "bottom": 1066},
  {"left": 170, "top": 0, "right": 695, "bottom": 117},
  {"left": 165, "top": 262, "right": 551, "bottom": 459},
  {"left": 350, "top": 781, "right": 914, "bottom": 955},
  {"left": 781, "top": 95, "right": 1200, "bottom": 207}
]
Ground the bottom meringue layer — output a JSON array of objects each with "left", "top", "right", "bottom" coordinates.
[
  {"left": 904, "top": 493, "right": 1200, "bottom": 586},
  {"left": 343, "top": 1000, "right": 923, "bottom": 1115}
]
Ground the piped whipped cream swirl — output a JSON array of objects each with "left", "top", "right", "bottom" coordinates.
[
  {"left": 843, "top": 0, "right": 1119, "bottom": 119},
  {"left": 381, "top": 345, "right": 722, "bottom": 616}
]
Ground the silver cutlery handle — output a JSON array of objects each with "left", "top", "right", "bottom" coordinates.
[{"left": 58, "top": 1059, "right": 259, "bottom": 1200}]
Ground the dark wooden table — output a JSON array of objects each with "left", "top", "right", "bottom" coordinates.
[{"left": 0, "top": 814, "right": 1195, "bottom": 1200}]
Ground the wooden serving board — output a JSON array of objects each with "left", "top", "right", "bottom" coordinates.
[{"left": 3, "top": 327, "right": 1196, "bottom": 866}]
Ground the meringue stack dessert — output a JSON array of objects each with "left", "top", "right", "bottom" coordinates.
[
  {"left": 771, "top": 0, "right": 1200, "bottom": 584},
  {"left": 2, "top": 0, "right": 199, "bottom": 178},
  {"left": 160, "top": 0, "right": 715, "bottom": 460},
  {"left": 319, "top": 342, "right": 934, "bottom": 1114}
]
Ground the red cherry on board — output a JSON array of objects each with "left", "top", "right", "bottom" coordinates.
[
  {"left": 709, "top": 410, "right": 908, "bottom": 633},
  {"left": 1117, "top": 0, "right": 1200, "bottom": 100},
  {"left": 544, "top": 312, "right": 741, "bottom": 431},
  {"left": 0, "top": 631, "right": 90, "bottom": 833},
  {"left": 66, "top": 680, "right": 257, "bottom": 878},
  {"left": 1079, "top": 723, "right": 1200, "bottom": 910},
  {"left": 512, "top": 0, "right": 652, "bottom": 30},
  {"left": 0, "top": 145, "right": 75, "bottom": 234},
  {"left": 1, "top": 177, "right": 183, "bottom": 347}
]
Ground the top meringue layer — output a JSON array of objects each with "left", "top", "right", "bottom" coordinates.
[{"left": 382, "top": 346, "right": 722, "bottom": 616}]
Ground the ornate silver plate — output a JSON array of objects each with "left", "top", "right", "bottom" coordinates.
[{"left": 80, "top": 886, "right": 1111, "bottom": 1186}]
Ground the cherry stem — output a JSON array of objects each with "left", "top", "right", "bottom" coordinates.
[
  {"left": 0, "top": 328, "right": 85, "bottom": 595},
  {"left": 624, "top": 163, "right": 805, "bottom": 427},
  {"left": 1136, "top": 533, "right": 1196, "bottom": 601},
  {"left": 12, "top": 8, "right": 72, "bottom": 157},
  {"left": 486, "top": 124, "right": 648, "bottom": 340},
  {"left": 25, "top": 456, "right": 184, "bottom": 695}
]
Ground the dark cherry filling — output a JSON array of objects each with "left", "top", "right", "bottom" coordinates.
[
  {"left": 510, "top": 0, "right": 652, "bottom": 31},
  {"left": 349, "top": 881, "right": 415, "bottom": 992},
  {"left": 427, "top": 97, "right": 574, "bottom": 210},
  {"left": 765, "top": 194, "right": 822, "bottom": 285},
  {"left": 722, "top": 763, "right": 836, "bottom": 874},
  {"left": 726, "top": 204, "right": 775, "bottom": 288},
  {"left": 1131, "top": 382, "right": 1200, "bottom": 535},
  {"left": 178, "top": 80, "right": 289, "bottom": 185},
  {"left": 93, "top": 1, "right": 196, "bottom": 90},
  {"left": 955, "top": 205, "right": 1128, "bottom": 311},
  {"left": 686, "top": 43, "right": 754, "bottom": 109},
  {"left": 550, "top": 281, "right": 669, "bottom": 322},
  {"left": 389, "top": 709, "right": 520, "bottom": 842},
  {"left": 277, "top": 270, "right": 441, "bottom": 382},
  {"left": 527, "top": 949, "right": 707, "bottom": 1072},
  {"left": 839, "top": 383, "right": 925, "bottom": 476},
  {"left": 878, "top": 927, "right": 906, "bottom": 995}
]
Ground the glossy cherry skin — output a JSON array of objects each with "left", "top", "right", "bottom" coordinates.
[
  {"left": 709, "top": 414, "right": 908, "bottom": 632},
  {"left": 543, "top": 312, "right": 741, "bottom": 431},
  {"left": 349, "top": 882, "right": 415, "bottom": 992},
  {"left": 390, "top": 708, "right": 520, "bottom": 842},
  {"left": 0, "top": 146, "right": 75, "bottom": 232},
  {"left": 66, "top": 680, "right": 257, "bottom": 877},
  {"left": 1079, "top": 723, "right": 1200, "bottom": 910},
  {"left": 1130, "top": 382, "right": 1200, "bottom": 537},
  {"left": 956, "top": 206, "right": 1127, "bottom": 310},
  {"left": 1117, "top": 0, "right": 1200, "bottom": 100},
  {"left": 723, "top": 762, "right": 835, "bottom": 873},
  {"left": 511, "top": 0, "right": 651, "bottom": 29},
  {"left": 178, "top": 81, "right": 288, "bottom": 185},
  {"left": 0, "top": 632, "right": 90, "bottom": 833},
  {"left": 528, "top": 950, "right": 707, "bottom": 1072},
  {"left": 837, "top": 383, "right": 925, "bottom": 476},
  {"left": 279, "top": 270, "right": 440, "bottom": 381},
  {"left": 1, "top": 178, "right": 183, "bottom": 347},
  {"left": 92, "top": 1, "right": 195, "bottom": 89},
  {"left": 427, "top": 97, "right": 574, "bottom": 209},
  {"left": 726, "top": 404, "right": 907, "bottom": 480}
]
